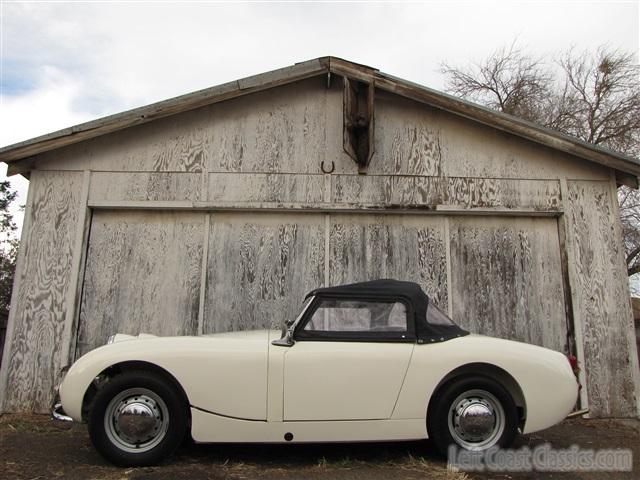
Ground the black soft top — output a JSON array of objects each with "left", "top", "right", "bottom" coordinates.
[{"left": 307, "top": 279, "right": 468, "bottom": 343}]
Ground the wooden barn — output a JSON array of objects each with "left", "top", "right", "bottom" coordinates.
[{"left": 0, "top": 57, "right": 638, "bottom": 418}]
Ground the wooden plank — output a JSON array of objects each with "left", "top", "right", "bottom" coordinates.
[
  {"left": 449, "top": 216, "right": 568, "bottom": 351},
  {"left": 559, "top": 178, "right": 589, "bottom": 411},
  {"left": 607, "top": 171, "right": 640, "bottom": 416},
  {"left": 204, "top": 213, "right": 325, "bottom": 333},
  {"left": 90, "top": 172, "right": 202, "bottom": 202},
  {"left": 328, "top": 214, "right": 448, "bottom": 310},
  {"left": 0, "top": 175, "right": 36, "bottom": 412},
  {"left": 333, "top": 175, "right": 561, "bottom": 210},
  {"left": 76, "top": 211, "right": 205, "bottom": 356},
  {"left": 208, "top": 173, "right": 324, "bottom": 203},
  {"left": 60, "top": 171, "right": 92, "bottom": 366},
  {"left": 197, "top": 214, "right": 211, "bottom": 335},
  {"left": 0, "top": 171, "right": 84, "bottom": 412},
  {"left": 87, "top": 199, "right": 562, "bottom": 216},
  {"left": 564, "top": 179, "right": 639, "bottom": 416}
]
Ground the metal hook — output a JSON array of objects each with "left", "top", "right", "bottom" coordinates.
[{"left": 320, "top": 160, "right": 335, "bottom": 174}]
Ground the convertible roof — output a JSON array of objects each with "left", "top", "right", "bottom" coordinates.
[
  {"left": 308, "top": 279, "right": 428, "bottom": 301},
  {"left": 307, "top": 279, "right": 468, "bottom": 343}
]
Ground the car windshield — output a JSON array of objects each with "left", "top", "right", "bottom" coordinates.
[{"left": 426, "top": 302, "right": 456, "bottom": 326}]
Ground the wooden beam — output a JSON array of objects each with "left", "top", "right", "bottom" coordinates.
[
  {"left": 88, "top": 199, "right": 562, "bottom": 217},
  {"left": 343, "top": 77, "right": 375, "bottom": 171}
]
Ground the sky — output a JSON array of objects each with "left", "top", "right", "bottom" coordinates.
[{"left": 0, "top": 0, "right": 639, "bottom": 233}]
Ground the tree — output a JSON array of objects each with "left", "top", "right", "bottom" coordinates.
[
  {"left": 0, "top": 181, "right": 18, "bottom": 318},
  {"left": 442, "top": 45, "right": 640, "bottom": 277}
]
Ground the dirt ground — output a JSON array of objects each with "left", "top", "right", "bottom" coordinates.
[{"left": 0, "top": 414, "right": 638, "bottom": 480}]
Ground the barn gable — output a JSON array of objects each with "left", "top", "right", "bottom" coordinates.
[{"left": 0, "top": 58, "right": 638, "bottom": 419}]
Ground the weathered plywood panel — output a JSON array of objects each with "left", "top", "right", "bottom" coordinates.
[
  {"left": 329, "top": 214, "right": 448, "bottom": 310},
  {"left": 90, "top": 172, "right": 202, "bottom": 202},
  {"left": 208, "top": 173, "right": 324, "bottom": 203},
  {"left": 76, "top": 211, "right": 204, "bottom": 356},
  {"left": 205, "top": 78, "right": 328, "bottom": 174},
  {"left": 565, "top": 180, "right": 637, "bottom": 417},
  {"left": 204, "top": 213, "right": 325, "bottom": 332},
  {"left": 449, "top": 216, "right": 567, "bottom": 352},
  {"left": 1, "top": 171, "right": 83, "bottom": 412},
  {"left": 368, "top": 90, "right": 609, "bottom": 181},
  {"left": 332, "top": 175, "right": 561, "bottom": 210}
]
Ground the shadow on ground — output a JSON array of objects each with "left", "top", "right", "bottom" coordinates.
[{"left": 1, "top": 414, "right": 639, "bottom": 479}]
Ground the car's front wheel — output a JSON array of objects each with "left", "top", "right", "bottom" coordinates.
[
  {"left": 88, "top": 370, "right": 188, "bottom": 467},
  {"left": 428, "top": 376, "right": 518, "bottom": 457}
]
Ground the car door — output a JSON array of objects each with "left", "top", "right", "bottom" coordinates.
[{"left": 283, "top": 296, "right": 415, "bottom": 421}]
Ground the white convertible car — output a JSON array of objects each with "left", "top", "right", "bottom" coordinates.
[{"left": 55, "top": 279, "right": 579, "bottom": 466}]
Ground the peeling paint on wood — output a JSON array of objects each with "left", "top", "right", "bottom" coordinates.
[
  {"left": 90, "top": 172, "right": 202, "bottom": 202},
  {"left": 76, "top": 211, "right": 204, "bottom": 356},
  {"left": 565, "top": 180, "right": 637, "bottom": 417},
  {"left": 203, "top": 213, "right": 325, "bottom": 332},
  {"left": 449, "top": 216, "right": 568, "bottom": 352},
  {"left": 332, "top": 175, "right": 561, "bottom": 210},
  {"left": 0, "top": 171, "right": 83, "bottom": 412},
  {"left": 329, "top": 214, "right": 448, "bottom": 310},
  {"left": 208, "top": 173, "right": 324, "bottom": 203}
]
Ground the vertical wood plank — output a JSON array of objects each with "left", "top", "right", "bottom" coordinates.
[
  {"left": 197, "top": 214, "right": 211, "bottom": 335},
  {"left": 204, "top": 213, "right": 325, "bottom": 332},
  {"left": 0, "top": 177, "right": 36, "bottom": 412},
  {"left": 559, "top": 178, "right": 589, "bottom": 411},
  {"left": 607, "top": 172, "right": 640, "bottom": 415},
  {"left": 60, "top": 171, "right": 92, "bottom": 366},
  {"left": 329, "top": 214, "right": 448, "bottom": 310},
  {"left": 449, "top": 216, "right": 568, "bottom": 351},
  {"left": 564, "top": 179, "right": 637, "bottom": 416},
  {"left": 76, "top": 211, "right": 204, "bottom": 356},
  {"left": 0, "top": 171, "right": 84, "bottom": 412}
]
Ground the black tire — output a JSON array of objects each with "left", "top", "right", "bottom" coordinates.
[
  {"left": 427, "top": 376, "right": 518, "bottom": 458},
  {"left": 88, "top": 370, "right": 188, "bottom": 467}
]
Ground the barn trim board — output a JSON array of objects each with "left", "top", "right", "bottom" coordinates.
[{"left": 0, "top": 58, "right": 638, "bottom": 418}]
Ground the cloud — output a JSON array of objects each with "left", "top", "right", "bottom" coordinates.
[{"left": 0, "top": 1, "right": 638, "bottom": 234}]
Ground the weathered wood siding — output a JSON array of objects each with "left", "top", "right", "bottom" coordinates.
[
  {"left": 0, "top": 171, "right": 84, "bottom": 412},
  {"left": 204, "top": 213, "right": 325, "bottom": 332},
  {"left": 565, "top": 180, "right": 638, "bottom": 417},
  {"left": 329, "top": 214, "right": 448, "bottom": 310},
  {"left": 449, "top": 217, "right": 568, "bottom": 352},
  {"left": 1, "top": 77, "right": 637, "bottom": 417},
  {"left": 76, "top": 211, "right": 204, "bottom": 356}
]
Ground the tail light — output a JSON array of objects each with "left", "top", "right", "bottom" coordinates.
[{"left": 567, "top": 354, "right": 578, "bottom": 371}]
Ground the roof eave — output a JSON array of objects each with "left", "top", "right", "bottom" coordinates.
[{"left": 3, "top": 56, "right": 640, "bottom": 185}]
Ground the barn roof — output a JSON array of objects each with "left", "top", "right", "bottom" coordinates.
[{"left": 2, "top": 56, "right": 639, "bottom": 185}]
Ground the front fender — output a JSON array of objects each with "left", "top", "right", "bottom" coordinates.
[{"left": 59, "top": 333, "right": 269, "bottom": 422}]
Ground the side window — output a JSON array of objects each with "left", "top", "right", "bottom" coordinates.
[{"left": 303, "top": 299, "right": 408, "bottom": 335}]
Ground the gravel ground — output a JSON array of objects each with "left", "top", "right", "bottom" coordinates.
[{"left": 0, "top": 414, "right": 638, "bottom": 479}]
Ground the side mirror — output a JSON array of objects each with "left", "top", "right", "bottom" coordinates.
[{"left": 271, "top": 328, "right": 295, "bottom": 347}]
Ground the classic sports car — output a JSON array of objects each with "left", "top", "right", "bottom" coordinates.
[{"left": 55, "top": 279, "right": 579, "bottom": 466}]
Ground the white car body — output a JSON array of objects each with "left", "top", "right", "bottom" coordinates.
[{"left": 59, "top": 328, "right": 578, "bottom": 444}]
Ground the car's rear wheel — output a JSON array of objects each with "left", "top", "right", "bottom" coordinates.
[
  {"left": 428, "top": 376, "right": 518, "bottom": 457},
  {"left": 88, "top": 370, "right": 188, "bottom": 467}
]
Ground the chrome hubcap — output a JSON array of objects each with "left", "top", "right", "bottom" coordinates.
[
  {"left": 448, "top": 389, "right": 505, "bottom": 450},
  {"left": 104, "top": 388, "right": 169, "bottom": 453}
]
